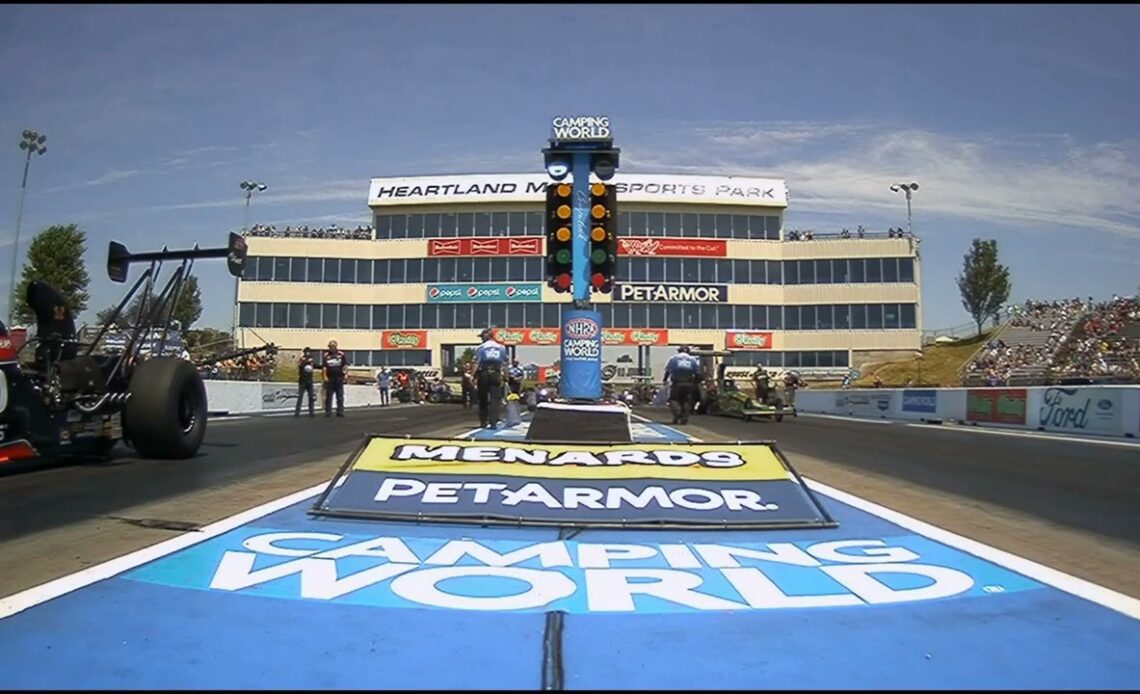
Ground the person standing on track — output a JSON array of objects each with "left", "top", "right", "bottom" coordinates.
[
  {"left": 507, "top": 358, "right": 525, "bottom": 396},
  {"left": 322, "top": 339, "right": 348, "bottom": 417},
  {"left": 664, "top": 345, "right": 701, "bottom": 425},
  {"left": 294, "top": 346, "right": 316, "bottom": 417},
  {"left": 473, "top": 328, "right": 507, "bottom": 428},
  {"left": 376, "top": 366, "right": 391, "bottom": 406}
]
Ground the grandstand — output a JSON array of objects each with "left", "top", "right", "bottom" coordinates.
[{"left": 962, "top": 296, "right": 1140, "bottom": 386}]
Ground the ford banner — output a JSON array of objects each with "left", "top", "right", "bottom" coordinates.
[{"left": 1038, "top": 387, "right": 1122, "bottom": 435}]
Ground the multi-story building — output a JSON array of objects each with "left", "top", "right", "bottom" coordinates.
[{"left": 237, "top": 172, "right": 921, "bottom": 379}]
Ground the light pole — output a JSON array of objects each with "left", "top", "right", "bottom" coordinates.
[
  {"left": 889, "top": 181, "right": 919, "bottom": 236},
  {"left": 8, "top": 129, "right": 47, "bottom": 324},
  {"left": 234, "top": 180, "right": 267, "bottom": 347}
]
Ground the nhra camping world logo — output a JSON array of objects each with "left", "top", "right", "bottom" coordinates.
[
  {"left": 564, "top": 317, "right": 600, "bottom": 340},
  {"left": 562, "top": 317, "right": 601, "bottom": 362}
]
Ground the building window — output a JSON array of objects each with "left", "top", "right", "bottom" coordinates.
[
  {"left": 899, "top": 257, "right": 915, "bottom": 283},
  {"left": 457, "top": 212, "right": 474, "bottom": 237}
]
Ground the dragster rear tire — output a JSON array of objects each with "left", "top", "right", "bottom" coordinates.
[{"left": 124, "top": 357, "right": 207, "bottom": 459}]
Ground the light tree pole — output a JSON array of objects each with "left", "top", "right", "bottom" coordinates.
[
  {"left": 8, "top": 129, "right": 48, "bottom": 324},
  {"left": 234, "top": 180, "right": 267, "bottom": 346},
  {"left": 889, "top": 181, "right": 919, "bottom": 236}
]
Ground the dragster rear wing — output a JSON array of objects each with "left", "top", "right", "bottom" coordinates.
[{"left": 107, "top": 232, "right": 248, "bottom": 283}]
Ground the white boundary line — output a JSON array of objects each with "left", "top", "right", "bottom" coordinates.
[
  {"left": 804, "top": 478, "right": 1140, "bottom": 621},
  {"left": 799, "top": 412, "right": 1140, "bottom": 448},
  {"left": 2, "top": 415, "right": 1138, "bottom": 625},
  {"left": 0, "top": 482, "right": 330, "bottom": 621}
]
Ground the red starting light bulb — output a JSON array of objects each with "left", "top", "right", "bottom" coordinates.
[
  {"left": 556, "top": 273, "right": 572, "bottom": 290},
  {"left": 591, "top": 273, "right": 606, "bottom": 288}
]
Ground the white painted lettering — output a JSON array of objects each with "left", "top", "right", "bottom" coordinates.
[
  {"left": 424, "top": 540, "right": 573, "bottom": 568},
  {"left": 584, "top": 569, "right": 743, "bottom": 612},
  {"left": 241, "top": 532, "right": 343, "bottom": 558},
  {"left": 823, "top": 563, "right": 974, "bottom": 604},
  {"left": 577, "top": 543, "right": 658, "bottom": 569},
  {"left": 391, "top": 567, "right": 576, "bottom": 611}
]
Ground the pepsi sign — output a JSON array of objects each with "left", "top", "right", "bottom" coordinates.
[{"left": 424, "top": 283, "right": 542, "bottom": 303}]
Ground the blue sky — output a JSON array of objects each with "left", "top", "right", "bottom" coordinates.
[{"left": 1, "top": 4, "right": 1138, "bottom": 332}]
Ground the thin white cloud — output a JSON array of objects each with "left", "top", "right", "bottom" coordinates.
[
  {"left": 39, "top": 169, "right": 141, "bottom": 195},
  {"left": 90, "top": 179, "right": 369, "bottom": 217},
  {"left": 257, "top": 212, "right": 372, "bottom": 228},
  {"left": 625, "top": 122, "right": 1140, "bottom": 240}
]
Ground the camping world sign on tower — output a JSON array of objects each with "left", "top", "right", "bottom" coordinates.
[{"left": 550, "top": 116, "right": 612, "bottom": 142}]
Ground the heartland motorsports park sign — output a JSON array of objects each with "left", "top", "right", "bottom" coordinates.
[{"left": 367, "top": 173, "right": 788, "bottom": 208}]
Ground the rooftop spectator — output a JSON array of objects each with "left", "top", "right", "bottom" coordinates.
[{"left": 244, "top": 224, "right": 374, "bottom": 240}]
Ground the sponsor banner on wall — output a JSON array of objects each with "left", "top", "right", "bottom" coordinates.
[
  {"left": 427, "top": 237, "right": 543, "bottom": 257},
  {"left": 966, "top": 389, "right": 1027, "bottom": 425},
  {"left": 1038, "top": 387, "right": 1122, "bottom": 435},
  {"left": 834, "top": 391, "right": 894, "bottom": 417},
  {"left": 491, "top": 329, "right": 668, "bottom": 348},
  {"left": 369, "top": 173, "right": 788, "bottom": 208},
  {"left": 312, "top": 436, "right": 831, "bottom": 531},
  {"left": 603, "top": 328, "right": 669, "bottom": 346},
  {"left": 617, "top": 237, "right": 728, "bottom": 257},
  {"left": 492, "top": 328, "right": 561, "bottom": 346},
  {"left": 901, "top": 389, "right": 938, "bottom": 414},
  {"left": 381, "top": 330, "right": 429, "bottom": 350},
  {"left": 726, "top": 331, "right": 773, "bottom": 350},
  {"left": 260, "top": 382, "right": 298, "bottom": 408},
  {"left": 615, "top": 283, "right": 728, "bottom": 303},
  {"left": 426, "top": 283, "right": 542, "bottom": 303}
]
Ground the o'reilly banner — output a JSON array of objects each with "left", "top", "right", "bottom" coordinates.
[{"left": 615, "top": 283, "right": 728, "bottom": 303}]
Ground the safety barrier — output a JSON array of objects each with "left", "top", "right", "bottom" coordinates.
[
  {"left": 204, "top": 380, "right": 385, "bottom": 415},
  {"left": 795, "top": 385, "right": 1140, "bottom": 439}
]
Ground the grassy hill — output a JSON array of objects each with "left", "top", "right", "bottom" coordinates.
[{"left": 854, "top": 331, "right": 994, "bottom": 388}]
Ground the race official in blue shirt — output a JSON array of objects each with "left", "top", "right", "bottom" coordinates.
[
  {"left": 507, "top": 359, "right": 525, "bottom": 396},
  {"left": 473, "top": 328, "right": 507, "bottom": 428},
  {"left": 664, "top": 345, "right": 702, "bottom": 425}
]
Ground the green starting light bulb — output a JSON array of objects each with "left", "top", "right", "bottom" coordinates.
[
  {"left": 556, "top": 249, "right": 572, "bottom": 264},
  {"left": 591, "top": 249, "right": 608, "bottom": 264}
]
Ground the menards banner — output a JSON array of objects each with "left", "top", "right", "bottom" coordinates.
[
  {"left": 494, "top": 328, "right": 669, "bottom": 347},
  {"left": 313, "top": 436, "right": 832, "bottom": 529}
]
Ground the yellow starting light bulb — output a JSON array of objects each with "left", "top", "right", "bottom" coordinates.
[
  {"left": 557, "top": 204, "right": 572, "bottom": 219},
  {"left": 590, "top": 183, "right": 606, "bottom": 196},
  {"left": 591, "top": 204, "right": 606, "bottom": 219},
  {"left": 557, "top": 183, "right": 572, "bottom": 197},
  {"left": 591, "top": 226, "right": 606, "bottom": 241},
  {"left": 556, "top": 226, "right": 572, "bottom": 242}
]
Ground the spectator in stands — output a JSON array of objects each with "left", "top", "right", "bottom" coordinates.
[
  {"left": 244, "top": 223, "right": 374, "bottom": 240},
  {"left": 967, "top": 295, "right": 1140, "bottom": 384}
]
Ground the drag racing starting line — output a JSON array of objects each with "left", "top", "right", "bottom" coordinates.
[{"left": 5, "top": 416, "right": 1137, "bottom": 624}]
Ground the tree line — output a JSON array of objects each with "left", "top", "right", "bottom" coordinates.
[{"left": 8, "top": 223, "right": 204, "bottom": 331}]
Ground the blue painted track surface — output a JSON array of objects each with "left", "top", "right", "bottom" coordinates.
[{"left": 1, "top": 417, "right": 1138, "bottom": 689}]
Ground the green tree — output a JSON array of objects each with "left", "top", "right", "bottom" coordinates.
[
  {"left": 457, "top": 347, "right": 476, "bottom": 372},
  {"left": 124, "top": 273, "right": 204, "bottom": 330},
  {"left": 956, "top": 238, "right": 1012, "bottom": 337},
  {"left": 11, "top": 224, "right": 91, "bottom": 325}
]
